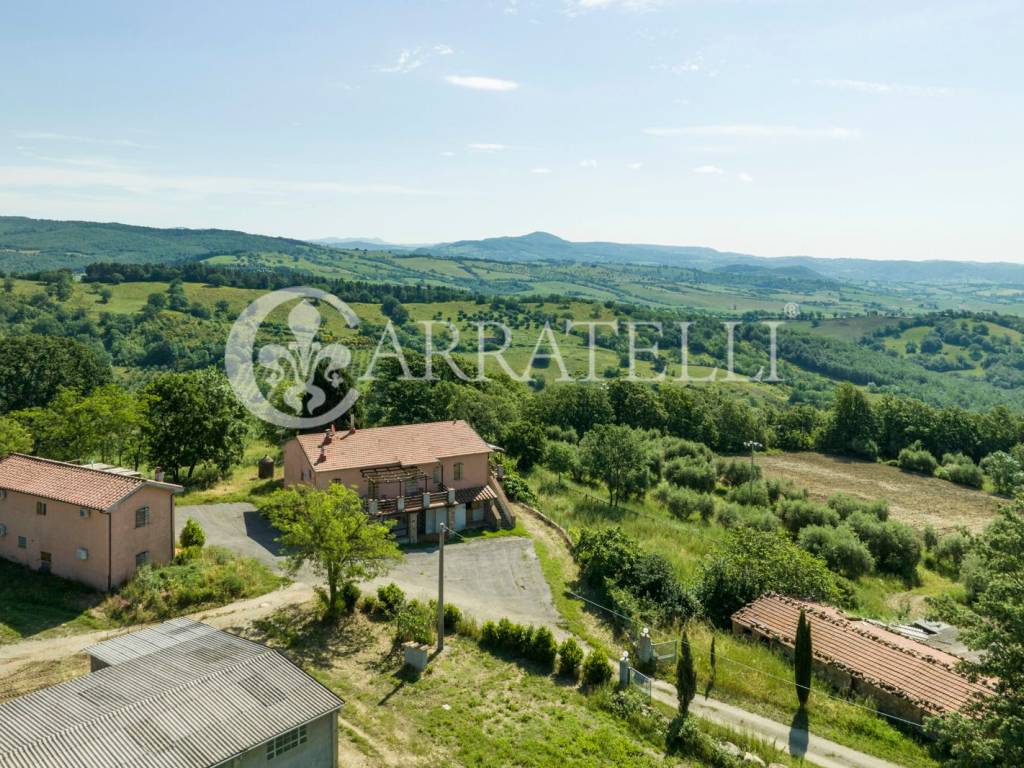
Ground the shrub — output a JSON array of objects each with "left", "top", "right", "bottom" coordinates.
[
  {"left": 898, "top": 444, "right": 938, "bottom": 475},
  {"left": 766, "top": 478, "right": 807, "bottom": 504},
  {"left": 934, "top": 531, "right": 972, "bottom": 576},
  {"left": 377, "top": 582, "right": 406, "bottom": 619},
  {"left": 777, "top": 499, "right": 840, "bottom": 534},
  {"left": 443, "top": 602, "right": 462, "bottom": 633},
  {"left": 937, "top": 461, "right": 984, "bottom": 488},
  {"left": 581, "top": 648, "right": 613, "bottom": 687},
  {"left": 573, "top": 527, "right": 700, "bottom": 626},
  {"left": 393, "top": 599, "right": 434, "bottom": 645},
  {"left": 726, "top": 480, "right": 769, "bottom": 508},
  {"left": 664, "top": 457, "right": 717, "bottom": 492},
  {"left": 826, "top": 492, "right": 889, "bottom": 521},
  {"left": 666, "top": 716, "right": 738, "bottom": 767},
  {"left": 596, "top": 687, "right": 667, "bottom": 744},
  {"left": 558, "top": 637, "right": 584, "bottom": 679},
  {"left": 697, "top": 529, "right": 841, "bottom": 625},
  {"left": 716, "top": 458, "right": 761, "bottom": 487},
  {"left": 529, "top": 626, "right": 558, "bottom": 670},
  {"left": 178, "top": 517, "right": 206, "bottom": 549},
  {"left": 360, "top": 594, "right": 381, "bottom": 616},
  {"left": 340, "top": 581, "right": 360, "bottom": 614},
  {"left": 480, "top": 620, "right": 500, "bottom": 648},
  {"left": 663, "top": 486, "right": 716, "bottom": 521},
  {"left": 663, "top": 438, "right": 713, "bottom": 463},
  {"left": 798, "top": 525, "right": 875, "bottom": 579},
  {"left": 923, "top": 525, "right": 939, "bottom": 551},
  {"left": 845, "top": 512, "right": 922, "bottom": 580}
]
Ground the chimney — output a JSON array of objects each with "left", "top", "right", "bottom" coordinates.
[
  {"left": 322, "top": 428, "right": 332, "bottom": 446},
  {"left": 348, "top": 411, "right": 356, "bottom": 434},
  {"left": 330, "top": 423, "right": 337, "bottom": 436},
  {"left": 154, "top": 467, "right": 164, "bottom": 482}
]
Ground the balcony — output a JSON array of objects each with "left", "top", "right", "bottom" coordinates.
[{"left": 365, "top": 488, "right": 454, "bottom": 517}]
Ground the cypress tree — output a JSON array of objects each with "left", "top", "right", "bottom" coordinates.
[
  {"left": 677, "top": 632, "right": 697, "bottom": 717},
  {"left": 795, "top": 609, "right": 813, "bottom": 708}
]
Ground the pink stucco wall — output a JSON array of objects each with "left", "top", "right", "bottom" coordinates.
[{"left": 0, "top": 484, "right": 174, "bottom": 592}]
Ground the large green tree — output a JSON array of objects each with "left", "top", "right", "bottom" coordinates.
[
  {"left": 0, "top": 334, "right": 110, "bottom": 413},
  {"left": 142, "top": 369, "right": 250, "bottom": 482},
  {"left": 0, "top": 416, "right": 31, "bottom": 457},
  {"left": 579, "top": 423, "right": 654, "bottom": 506},
  {"left": 264, "top": 484, "right": 401, "bottom": 619},
  {"left": 927, "top": 507, "right": 1024, "bottom": 767},
  {"left": 819, "top": 383, "right": 877, "bottom": 458}
]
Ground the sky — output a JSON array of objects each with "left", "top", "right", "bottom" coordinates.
[{"left": 1, "top": 0, "right": 1022, "bottom": 262}]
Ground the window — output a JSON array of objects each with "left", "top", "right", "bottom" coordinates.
[
  {"left": 432, "top": 465, "right": 442, "bottom": 485},
  {"left": 472, "top": 504, "right": 485, "bottom": 523},
  {"left": 135, "top": 506, "right": 150, "bottom": 528},
  {"left": 0, "top": 523, "right": 6, "bottom": 537},
  {"left": 17, "top": 536, "right": 26, "bottom": 549},
  {"left": 266, "top": 725, "right": 307, "bottom": 760},
  {"left": 79, "top": 508, "right": 90, "bottom": 518},
  {"left": 40, "top": 551, "right": 51, "bottom": 563},
  {"left": 76, "top": 547, "right": 89, "bottom": 561},
  {"left": 0, "top": 489, "right": 6, "bottom": 500},
  {"left": 135, "top": 550, "right": 150, "bottom": 568},
  {"left": 453, "top": 462, "right": 463, "bottom": 481},
  {"left": 36, "top": 501, "right": 47, "bottom": 516},
  {"left": 368, "top": 479, "right": 378, "bottom": 498}
]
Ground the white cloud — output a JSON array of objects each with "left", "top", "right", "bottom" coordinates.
[
  {"left": 813, "top": 79, "right": 950, "bottom": 96},
  {"left": 441, "top": 151, "right": 456, "bottom": 157},
  {"left": 445, "top": 75, "right": 520, "bottom": 91},
  {"left": 738, "top": 172, "right": 754, "bottom": 183},
  {"left": 693, "top": 165, "right": 725, "bottom": 175},
  {"left": 15, "top": 131, "right": 148, "bottom": 148},
  {"left": 378, "top": 44, "right": 454, "bottom": 74},
  {"left": 530, "top": 167, "right": 552, "bottom": 174},
  {"left": 626, "top": 162, "right": 643, "bottom": 170},
  {"left": 468, "top": 143, "right": 510, "bottom": 151},
  {"left": 645, "top": 125, "right": 859, "bottom": 139},
  {"left": 579, "top": 158, "right": 598, "bottom": 168},
  {"left": 566, "top": 0, "right": 662, "bottom": 14},
  {"left": 0, "top": 164, "right": 430, "bottom": 198}
]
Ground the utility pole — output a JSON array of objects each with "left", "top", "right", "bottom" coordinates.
[
  {"left": 743, "top": 440, "right": 762, "bottom": 493},
  {"left": 437, "top": 522, "right": 446, "bottom": 653}
]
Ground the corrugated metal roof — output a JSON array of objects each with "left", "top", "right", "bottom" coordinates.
[
  {"left": 0, "top": 623, "right": 342, "bottom": 768},
  {"left": 295, "top": 420, "right": 491, "bottom": 473},
  {"left": 731, "top": 594, "right": 992, "bottom": 716},
  {"left": 84, "top": 618, "right": 222, "bottom": 667}
]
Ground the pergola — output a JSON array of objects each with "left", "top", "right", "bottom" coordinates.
[{"left": 361, "top": 464, "right": 429, "bottom": 498}]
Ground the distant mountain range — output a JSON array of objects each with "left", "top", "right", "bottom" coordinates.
[{"left": 4, "top": 216, "right": 1024, "bottom": 287}]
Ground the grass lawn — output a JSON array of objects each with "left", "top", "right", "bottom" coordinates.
[{"left": 248, "top": 603, "right": 808, "bottom": 768}]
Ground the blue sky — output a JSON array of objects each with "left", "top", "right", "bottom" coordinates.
[{"left": 1, "top": 0, "right": 1021, "bottom": 261}]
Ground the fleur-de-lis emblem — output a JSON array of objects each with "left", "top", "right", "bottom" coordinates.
[{"left": 257, "top": 300, "right": 352, "bottom": 415}]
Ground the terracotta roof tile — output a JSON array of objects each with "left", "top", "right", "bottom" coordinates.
[
  {"left": 0, "top": 454, "right": 176, "bottom": 510},
  {"left": 731, "top": 594, "right": 992, "bottom": 716},
  {"left": 296, "top": 420, "right": 491, "bottom": 473}
]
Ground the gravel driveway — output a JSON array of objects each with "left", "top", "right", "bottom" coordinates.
[{"left": 176, "top": 504, "right": 562, "bottom": 630}]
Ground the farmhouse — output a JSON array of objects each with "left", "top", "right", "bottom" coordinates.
[
  {"left": 283, "top": 420, "right": 512, "bottom": 542},
  {"left": 731, "top": 593, "right": 992, "bottom": 724},
  {"left": 0, "top": 453, "right": 182, "bottom": 591},
  {"left": 0, "top": 618, "right": 343, "bottom": 768}
]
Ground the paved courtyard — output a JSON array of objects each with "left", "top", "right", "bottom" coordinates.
[{"left": 176, "top": 504, "right": 562, "bottom": 629}]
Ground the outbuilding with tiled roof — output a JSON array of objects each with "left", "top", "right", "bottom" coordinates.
[
  {"left": 0, "top": 453, "right": 182, "bottom": 591},
  {"left": 731, "top": 593, "right": 993, "bottom": 724}
]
